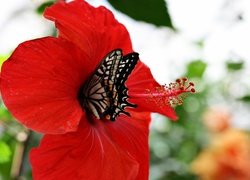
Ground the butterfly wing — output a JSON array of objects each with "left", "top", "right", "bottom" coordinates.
[
  {"left": 103, "top": 51, "right": 139, "bottom": 120},
  {"left": 80, "top": 49, "right": 139, "bottom": 121}
]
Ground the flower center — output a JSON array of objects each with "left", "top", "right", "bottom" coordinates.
[{"left": 131, "top": 77, "right": 195, "bottom": 107}]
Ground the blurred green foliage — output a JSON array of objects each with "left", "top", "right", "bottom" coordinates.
[
  {"left": 237, "top": 95, "right": 250, "bottom": 102},
  {"left": 186, "top": 60, "right": 207, "bottom": 78},
  {"left": 107, "top": 0, "right": 174, "bottom": 28},
  {"left": 226, "top": 61, "right": 244, "bottom": 71},
  {"left": 0, "top": 55, "right": 10, "bottom": 68},
  {"left": 0, "top": 142, "right": 11, "bottom": 164},
  {"left": 149, "top": 60, "right": 209, "bottom": 180},
  {"left": 36, "top": 1, "right": 55, "bottom": 14}
]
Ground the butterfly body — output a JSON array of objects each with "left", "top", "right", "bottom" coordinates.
[{"left": 79, "top": 49, "right": 139, "bottom": 121}]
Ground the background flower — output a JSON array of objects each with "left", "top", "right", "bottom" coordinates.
[
  {"left": 202, "top": 107, "right": 231, "bottom": 133},
  {"left": 191, "top": 129, "right": 250, "bottom": 180}
]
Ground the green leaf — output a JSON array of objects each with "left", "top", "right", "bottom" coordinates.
[
  {"left": 0, "top": 54, "right": 10, "bottom": 68},
  {"left": 36, "top": 1, "right": 55, "bottom": 14},
  {"left": 186, "top": 60, "right": 207, "bottom": 78},
  {"left": 237, "top": 95, "right": 250, "bottom": 102},
  {"left": 0, "top": 141, "right": 11, "bottom": 164},
  {"left": 226, "top": 61, "right": 244, "bottom": 71},
  {"left": 0, "top": 104, "right": 14, "bottom": 120},
  {"left": 107, "top": 0, "right": 174, "bottom": 28}
]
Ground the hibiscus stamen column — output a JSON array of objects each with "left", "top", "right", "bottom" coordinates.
[{"left": 131, "top": 77, "right": 195, "bottom": 108}]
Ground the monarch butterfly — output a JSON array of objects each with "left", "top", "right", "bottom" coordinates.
[{"left": 78, "top": 49, "right": 139, "bottom": 121}]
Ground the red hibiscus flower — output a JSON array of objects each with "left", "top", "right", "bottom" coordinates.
[{"left": 0, "top": 0, "right": 194, "bottom": 179}]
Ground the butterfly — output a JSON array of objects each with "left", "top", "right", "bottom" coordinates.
[{"left": 79, "top": 49, "right": 139, "bottom": 121}]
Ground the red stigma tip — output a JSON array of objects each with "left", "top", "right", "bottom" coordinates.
[
  {"left": 182, "top": 77, "right": 188, "bottom": 81},
  {"left": 176, "top": 78, "right": 181, "bottom": 83},
  {"left": 189, "top": 82, "right": 195, "bottom": 86},
  {"left": 145, "top": 77, "right": 195, "bottom": 107}
]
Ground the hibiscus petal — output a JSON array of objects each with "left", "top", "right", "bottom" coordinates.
[
  {"left": 43, "top": 0, "right": 176, "bottom": 119},
  {"left": 128, "top": 61, "right": 178, "bottom": 120},
  {"left": 105, "top": 111, "right": 151, "bottom": 180},
  {"left": 44, "top": 0, "right": 133, "bottom": 66},
  {"left": 0, "top": 37, "right": 90, "bottom": 134},
  {"left": 30, "top": 119, "right": 139, "bottom": 180}
]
